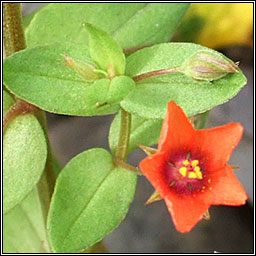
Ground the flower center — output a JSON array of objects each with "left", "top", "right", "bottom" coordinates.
[
  {"left": 165, "top": 154, "right": 205, "bottom": 194},
  {"left": 178, "top": 159, "right": 203, "bottom": 180}
]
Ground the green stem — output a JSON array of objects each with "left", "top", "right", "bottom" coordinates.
[
  {"left": 115, "top": 108, "right": 131, "bottom": 162},
  {"left": 114, "top": 109, "right": 144, "bottom": 176},
  {"left": 3, "top": 3, "right": 26, "bottom": 56}
]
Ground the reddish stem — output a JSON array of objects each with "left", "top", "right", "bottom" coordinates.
[
  {"left": 3, "top": 3, "right": 26, "bottom": 57},
  {"left": 133, "top": 67, "right": 179, "bottom": 82},
  {"left": 3, "top": 100, "right": 38, "bottom": 132},
  {"left": 123, "top": 44, "right": 153, "bottom": 55}
]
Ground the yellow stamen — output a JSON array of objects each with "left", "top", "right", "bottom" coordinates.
[
  {"left": 195, "top": 169, "right": 203, "bottom": 179},
  {"left": 183, "top": 160, "right": 189, "bottom": 166},
  {"left": 191, "top": 160, "right": 199, "bottom": 167},
  {"left": 194, "top": 166, "right": 200, "bottom": 172},
  {"left": 188, "top": 172, "right": 197, "bottom": 179},
  {"left": 208, "top": 179, "right": 212, "bottom": 183},
  {"left": 179, "top": 167, "right": 187, "bottom": 177},
  {"left": 197, "top": 172, "right": 203, "bottom": 179}
]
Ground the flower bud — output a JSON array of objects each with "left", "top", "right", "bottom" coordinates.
[
  {"left": 179, "top": 51, "right": 239, "bottom": 81},
  {"left": 63, "top": 54, "right": 100, "bottom": 81}
]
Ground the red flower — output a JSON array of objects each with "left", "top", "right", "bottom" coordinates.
[{"left": 139, "top": 101, "right": 247, "bottom": 233}]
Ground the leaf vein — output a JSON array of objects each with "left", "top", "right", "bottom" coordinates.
[
  {"left": 112, "top": 4, "right": 151, "bottom": 38},
  {"left": 63, "top": 167, "right": 114, "bottom": 244},
  {"left": 7, "top": 70, "right": 90, "bottom": 84}
]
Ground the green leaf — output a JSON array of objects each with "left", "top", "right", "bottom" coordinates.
[
  {"left": 3, "top": 90, "right": 15, "bottom": 118},
  {"left": 3, "top": 189, "right": 51, "bottom": 253},
  {"left": 84, "top": 23, "right": 125, "bottom": 76},
  {"left": 109, "top": 111, "right": 162, "bottom": 154},
  {"left": 25, "top": 3, "right": 190, "bottom": 49},
  {"left": 121, "top": 43, "right": 247, "bottom": 118},
  {"left": 113, "top": 3, "right": 190, "bottom": 49},
  {"left": 3, "top": 44, "right": 122, "bottom": 116},
  {"left": 107, "top": 76, "right": 135, "bottom": 105},
  {"left": 3, "top": 113, "right": 47, "bottom": 214},
  {"left": 23, "top": 4, "right": 47, "bottom": 29},
  {"left": 47, "top": 148, "right": 137, "bottom": 253}
]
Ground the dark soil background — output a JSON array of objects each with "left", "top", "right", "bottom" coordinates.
[{"left": 22, "top": 3, "right": 254, "bottom": 253}]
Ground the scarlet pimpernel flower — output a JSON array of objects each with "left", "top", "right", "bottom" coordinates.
[{"left": 139, "top": 101, "right": 247, "bottom": 233}]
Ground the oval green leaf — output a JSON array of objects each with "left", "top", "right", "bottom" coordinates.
[
  {"left": 121, "top": 43, "right": 247, "bottom": 118},
  {"left": 3, "top": 91, "right": 47, "bottom": 214},
  {"left": 107, "top": 76, "right": 135, "bottom": 105},
  {"left": 47, "top": 148, "right": 137, "bottom": 253},
  {"left": 3, "top": 112, "right": 47, "bottom": 214},
  {"left": 3, "top": 44, "right": 122, "bottom": 116},
  {"left": 25, "top": 3, "right": 190, "bottom": 49},
  {"left": 109, "top": 111, "right": 162, "bottom": 154},
  {"left": 3, "top": 189, "right": 51, "bottom": 253},
  {"left": 84, "top": 23, "right": 125, "bottom": 76}
]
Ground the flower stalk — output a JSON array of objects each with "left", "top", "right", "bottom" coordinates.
[
  {"left": 115, "top": 108, "right": 131, "bottom": 161},
  {"left": 114, "top": 158, "right": 143, "bottom": 175},
  {"left": 133, "top": 67, "right": 179, "bottom": 82},
  {"left": 114, "top": 108, "right": 144, "bottom": 176}
]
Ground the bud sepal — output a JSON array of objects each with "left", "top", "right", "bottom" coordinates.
[{"left": 63, "top": 54, "right": 102, "bottom": 81}]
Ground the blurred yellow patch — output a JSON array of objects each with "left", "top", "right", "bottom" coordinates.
[{"left": 177, "top": 3, "right": 253, "bottom": 48}]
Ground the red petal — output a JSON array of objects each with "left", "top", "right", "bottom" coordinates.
[
  {"left": 192, "top": 123, "right": 243, "bottom": 172},
  {"left": 198, "top": 165, "right": 247, "bottom": 205},
  {"left": 139, "top": 153, "right": 170, "bottom": 197},
  {"left": 158, "top": 101, "right": 195, "bottom": 156},
  {"left": 164, "top": 194, "right": 210, "bottom": 233}
]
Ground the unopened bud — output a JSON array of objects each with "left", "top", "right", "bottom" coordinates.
[
  {"left": 63, "top": 54, "right": 100, "bottom": 81},
  {"left": 179, "top": 51, "right": 239, "bottom": 81}
]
